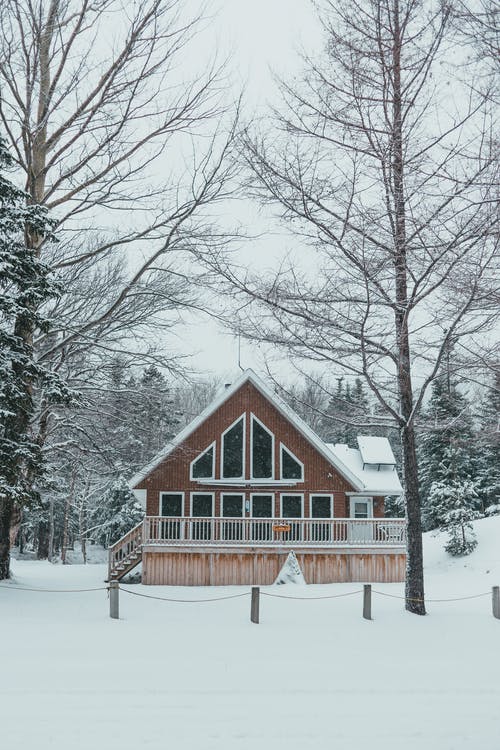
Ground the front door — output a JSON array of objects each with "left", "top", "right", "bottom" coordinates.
[
  {"left": 349, "top": 497, "right": 374, "bottom": 542},
  {"left": 251, "top": 494, "right": 273, "bottom": 541}
]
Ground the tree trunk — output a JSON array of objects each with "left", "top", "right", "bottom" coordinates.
[
  {"left": 48, "top": 498, "right": 55, "bottom": 562},
  {"left": 401, "top": 424, "right": 426, "bottom": 614},
  {"left": 9, "top": 503, "right": 22, "bottom": 547},
  {"left": 37, "top": 520, "right": 49, "bottom": 560},
  {"left": 0, "top": 499, "right": 14, "bottom": 579},
  {"left": 61, "top": 471, "right": 76, "bottom": 564},
  {"left": 391, "top": 0, "right": 425, "bottom": 615}
]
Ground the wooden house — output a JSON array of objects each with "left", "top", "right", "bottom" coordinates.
[{"left": 108, "top": 369, "right": 406, "bottom": 585}]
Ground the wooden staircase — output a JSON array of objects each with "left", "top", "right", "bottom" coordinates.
[{"left": 108, "top": 521, "right": 143, "bottom": 581}]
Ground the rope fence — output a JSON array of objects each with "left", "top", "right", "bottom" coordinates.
[
  {"left": 1, "top": 580, "right": 499, "bottom": 622},
  {"left": 0, "top": 584, "right": 108, "bottom": 593},
  {"left": 119, "top": 587, "right": 251, "bottom": 603}
]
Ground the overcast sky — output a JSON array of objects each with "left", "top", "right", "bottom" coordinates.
[{"left": 180, "top": 1, "right": 322, "bottom": 382}]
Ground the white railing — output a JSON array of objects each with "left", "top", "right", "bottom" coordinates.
[{"left": 143, "top": 517, "right": 406, "bottom": 547}]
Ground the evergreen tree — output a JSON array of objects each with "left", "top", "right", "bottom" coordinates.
[
  {"left": 429, "top": 477, "right": 480, "bottom": 556},
  {"left": 321, "top": 377, "right": 370, "bottom": 446},
  {"left": 0, "top": 137, "right": 71, "bottom": 579},
  {"left": 475, "top": 371, "right": 500, "bottom": 511},
  {"left": 132, "top": 365, "right": 179, "bottom": 466},
  {"left": 90, "top": 476, "right": 144, "bottom": 548},
  {"left": 419, "top": 374, "right": 477, "bottom": 529}
]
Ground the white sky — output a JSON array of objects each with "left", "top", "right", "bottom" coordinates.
[{"left": 179, "top": 0, "right": 322, "bottom": 382}]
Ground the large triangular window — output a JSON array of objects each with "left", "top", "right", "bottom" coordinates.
[
  {"left": 190, "top": 443, "right": 215, "bottom": 479},
  {"left": 280, "top": 444, "right": 303, "bottom": 480},
  {"left": 222, "top": 416, "right": 245, "bottom": 478},
  {"left": 251, "top": 415, "right": 273, "bottom": 479}
]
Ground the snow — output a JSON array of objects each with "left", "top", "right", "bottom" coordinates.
[
  {"left": 2, "top": 516, "right": 500, "bottom": 749},
  {"left": 357, "top": 435, "right": 396, "bottom": 465},
  {"left": 274, "top": 550, "right": 306, "bottom": 584},
  {"left": 327, "top": 442, "right": 403, "bottom": 494}
]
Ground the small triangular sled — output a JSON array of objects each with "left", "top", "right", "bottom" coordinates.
[{"left": 274, "top": 551, "right": 306, "bottom": 585}]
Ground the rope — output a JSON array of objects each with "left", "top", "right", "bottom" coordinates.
[
  {"left": 119, "top": 586, "right": 251, "bottom": 603},
  {"left": 0, "top": 584, "right": 109, "bottom": 593},
  {"left": 261, "top": 589, "right": 361, "bottom": 600},
  {"left": 371, "top": 589, "right": 491, "bottom": 603}
]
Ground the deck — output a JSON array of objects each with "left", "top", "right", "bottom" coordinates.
[
  {"left": 143, "top": 516, "right": 406, "bottom": 546},
  {"left": 108, "top": 517, "right": 406, "bottom": 584}
]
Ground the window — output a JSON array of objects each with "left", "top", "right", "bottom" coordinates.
[
  {"left": 222, "top": 417, "right": 244, "bottom": 478},
  {"left": 221, "top": 493, "right": 244, "bottom": 541},
  {"left": 251, "top": 416, "right": 273, "bottom": 479},
  {"left": 281, "top": 445, "right": 303, "bottom": 480},
  {"left": 251, "top": 494, "right": 273, "bottom": 518},
  {"left": 191, "top": 444, "right": 215, "bottom": 479},
  {"left": 191, "top": 493, "right": 213, "bottom": 541},
  {"left": 160, "top": 493, "right": 183, "bottom": 516},
  {"left": 281, "top": 494, "right": 303, "bottom": 518},
  {"left": 251, "top": 494, "right": 273, "bottom": 541},
  {"left": 159, "top": 492, "right": 183, "bottom": 540},
  {"left": 310, "top": 495, "right": 332, "bottom": 542},
  {"left": 191, "top": 493, "right": 213, "bottom": 516},
  {"left": 310, "top": 495, "right": 332, "bottom": 518},
  {"left": 280, "top": 494, "right": 303, "bottom": 542},
  {"left": 221, "top": 494, "right": 244, "bottom": 517},
  {"left": 354, "top": 501, "right": 369, "bottom": 519}
]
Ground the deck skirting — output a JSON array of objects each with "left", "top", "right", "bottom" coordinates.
[{"left": 142, "top": 546, "right": 406, "bottom": 585}]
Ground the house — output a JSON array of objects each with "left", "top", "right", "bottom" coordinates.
[{"left": 108, "top": 369, "right": 406, "bottom": 585}]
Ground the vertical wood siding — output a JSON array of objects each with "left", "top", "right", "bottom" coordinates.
[{"left": 142, "top": 550, "right": 405, "bottom": 585}]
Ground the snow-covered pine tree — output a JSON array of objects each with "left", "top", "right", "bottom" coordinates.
[
  {"left": 429, "top": 478, "right": 480, "bottom": 556},
  {"left": 90, "top": 476, "right": 144, "bottom": 548},
  {"left": 132, "top": 365, "right": 179, "bottom": 467},
  {"left": 0, "top": 137, "right": 72, "bottom": 579},
  {"left": 320, "top": 377, "right": 370, "bottom": 445},
  {"left": 475, "top": 370, "right": 500, "bottom": 511},
  {"left": 419, "top": 374, "right": 477, "bottom": 530}
]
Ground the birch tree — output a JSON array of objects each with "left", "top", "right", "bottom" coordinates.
[{"left": 218, "top": 0, "right": 498, "bottom": 613}]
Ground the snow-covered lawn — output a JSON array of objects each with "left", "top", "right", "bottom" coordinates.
[{"left": 2, "top": 518, "right": 500, "bottom": 750}]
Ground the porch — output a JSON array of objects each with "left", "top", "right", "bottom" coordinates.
[
  {"left": 108, "top": 517, "right": 406, "bottom": 584},
  {"left": 143, "top": 516, "right": 406, "bottom": 546}
]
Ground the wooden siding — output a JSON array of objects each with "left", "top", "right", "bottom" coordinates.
[
  {"left": 135, "top": 380, "right": 384, "bottom": 517},
  {"left": 142, "top": 547, "right": 405, "bottom": 585}
]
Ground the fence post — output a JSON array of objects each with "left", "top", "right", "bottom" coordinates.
[
  {"left": 363, "top": 584, "right": 372, "bottom": 620},
  {"left": 110, "top": 580, "right": 119, "bottom": 620},
  {"left": 493, "top": 586, "right": 500, "bottom": 620},
  {"left": 251, "top": 586, "right": 260, "bottom": 624}
]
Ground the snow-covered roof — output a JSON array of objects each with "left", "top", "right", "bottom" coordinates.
[
  {"left": 129, "top": 368, "right": 402, "bottom": 495},
  {"left": 326, "top": 443, "right": 403, "bottom": 495},
  {"left": 357, "top": 436, "right": 396, "bottom": 466}
]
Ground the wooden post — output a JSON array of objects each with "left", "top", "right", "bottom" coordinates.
[
  {"left": 251, "top": 586, "right": 260, "bottom": 624},
  {"left": 363, "top": 584, "right": 372, "bottom": 620},
  {"left": 110, "top": 580, "right": 119, "bottom": 619},
  {"left": 493, "top": 586, "right": 500, "bottom": 620}
]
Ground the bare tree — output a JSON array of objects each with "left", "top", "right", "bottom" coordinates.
[
  {"left": 0, "top": 0, "right": 238, "bottom": 577},
  {"left": 213, "top": 0, "right": 499, "bottom": 613}
]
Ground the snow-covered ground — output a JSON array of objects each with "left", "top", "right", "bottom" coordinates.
[{"left": 2, "top": 517, "right": 500, "bottom": 750}]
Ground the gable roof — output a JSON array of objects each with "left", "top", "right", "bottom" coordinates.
[{"left": 129, "top": 369, "right": 400, "bottom": 494}]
